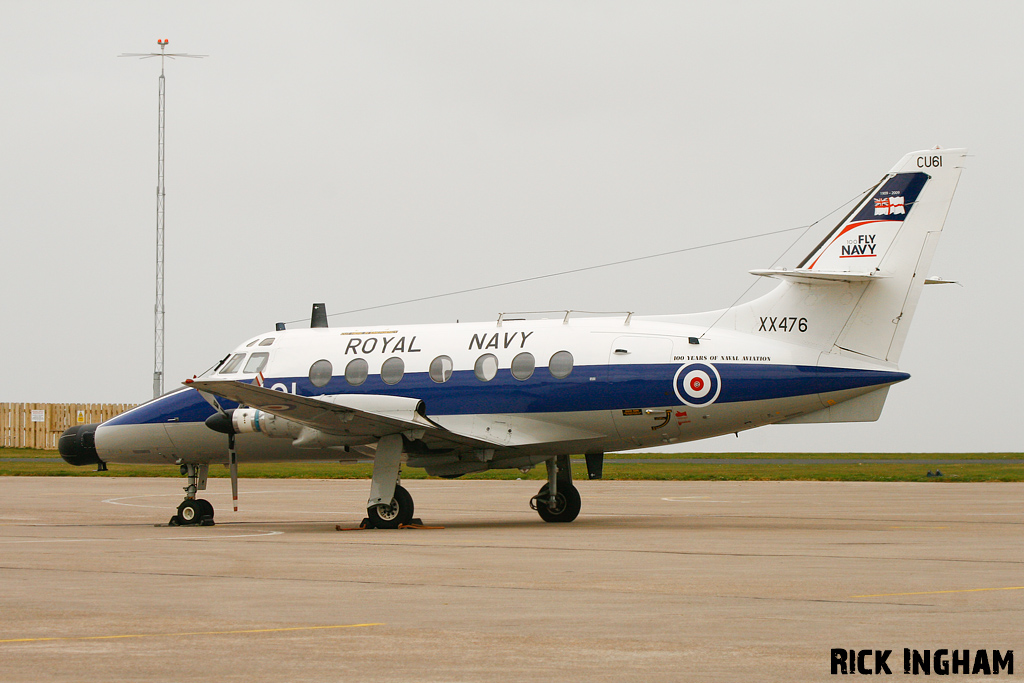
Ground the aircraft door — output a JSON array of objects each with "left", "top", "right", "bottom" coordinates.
[{"left": 608, "top": 336, "right": 680, "bottom": 443}]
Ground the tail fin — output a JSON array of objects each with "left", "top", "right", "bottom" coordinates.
[{"left": 717, "top": 148, "right": 966, "bottom": 363}]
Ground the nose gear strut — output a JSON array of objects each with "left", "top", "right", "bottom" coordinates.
[{"left": 169, "top": 463, "right": 215, "bottom": 526}]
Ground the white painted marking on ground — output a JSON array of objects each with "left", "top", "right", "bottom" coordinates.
[{"left": 0, "top": 530, "right": 283, "bottom": 544}]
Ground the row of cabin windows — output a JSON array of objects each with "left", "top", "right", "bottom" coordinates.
[{"left": 308, "top": 351, "right": 574, "bottom": 388}]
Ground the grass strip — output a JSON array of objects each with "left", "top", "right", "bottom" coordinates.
[{"left": 2, "top": 448, "right": 1022, "bottom": 482}]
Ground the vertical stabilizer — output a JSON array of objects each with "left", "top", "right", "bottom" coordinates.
[
  {"left": 830, "top": 148, "right": 965, "bottom": 362},
  {"left": 696, "top": 148, "right": 966, "bottom": 364}
]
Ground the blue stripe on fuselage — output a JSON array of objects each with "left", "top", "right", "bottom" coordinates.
[
  {"left": 105, "top": 364, "right": 909, "bottom": 426},
  {"left": 103, "top": 389, "right": 236, "bottom": 427}
]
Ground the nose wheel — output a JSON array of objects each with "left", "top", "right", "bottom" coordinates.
[
  {"left": 169, "top": 463, "right": 215, "bottom": 526},
  {"left": 176, "top": 498, "right": 215, "bottom": 525}
]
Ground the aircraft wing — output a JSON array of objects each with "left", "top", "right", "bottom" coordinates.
[{"left": 185, "top": 379, "right": 499, "bottom": 450}]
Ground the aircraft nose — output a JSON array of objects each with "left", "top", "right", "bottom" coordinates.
[{"left": 58, "top": 424, "right": 105, "bottom": 467}]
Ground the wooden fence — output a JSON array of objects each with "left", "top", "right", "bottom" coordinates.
[{"left": 0, "top": 403, "right": 137, "bottom": 450}]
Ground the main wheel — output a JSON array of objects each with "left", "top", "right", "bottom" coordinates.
[
  {"left": 535, "top": 483, "right": 581, "bottom": 523},
  {"left": 176, "top": 499, "right": 204, "bottom": 525},
  {"left": 366, "top": 485, "right": 414, "bottom": 529}
]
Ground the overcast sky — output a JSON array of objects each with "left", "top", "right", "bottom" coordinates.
[{"left": 1, "top": 2, "right": 1019, "bottom": 452}]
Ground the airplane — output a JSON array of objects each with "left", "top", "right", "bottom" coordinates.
[{"left": 59, "top": 147, "right": 966, "bottom": 527}]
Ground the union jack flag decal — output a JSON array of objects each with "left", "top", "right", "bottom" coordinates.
[
  {"left": 850, "top": 172, "right": 927, "bottom": 223},
  {"left": 253, "top": 372, "right": 265, "bottom": 388},
  {"left": 874, "top": 195, "right": 906, "bottom": 216}
]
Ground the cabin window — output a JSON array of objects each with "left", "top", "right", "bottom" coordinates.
[
  {"left": 381, "top": 357, "right": 405, "bottom": 385},
  {"left": 474, "top": 354, "right": 498, "bottom": 382},
  {"left": 243, "top": 352, "right": 269, "bottom": 374},
  {"left": 220, "top": 354, "right": 246, "bottom": 374},
  {"left": 309, "top": 359, "right": 333, "bottom": 388},
  {"left": 258, "top": 338, "right": 275, "bottom": 346},
  {"left": 429, "top": 355, "right": 454, "bottom": 383},
  {"left": 549, "top": 350, "right": 573, "bottom": 379},
  {"left": 345, "top": 358, "right": 368, "bottom": 386},
  {"left": 511, "top": 352, "right": 535, "bottom": 380}
]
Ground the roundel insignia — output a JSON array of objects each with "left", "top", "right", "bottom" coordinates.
[{"left": 673, "top": 362, "right": 722, "bottom": 407}]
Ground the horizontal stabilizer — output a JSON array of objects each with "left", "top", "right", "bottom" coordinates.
[{"left": 749, "top": 268, "right": 887, "bottom": 284}]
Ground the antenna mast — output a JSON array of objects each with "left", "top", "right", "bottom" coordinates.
[{"left": 120, "top": 40, "right": 206, "bottom": 399}]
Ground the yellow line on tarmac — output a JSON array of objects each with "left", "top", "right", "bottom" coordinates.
[
  {"left": 0, "top": 623, "right": 384, "bottom": 644},
  {"left": 853, "top": 586, "right": 1024, "bottom": 598}
]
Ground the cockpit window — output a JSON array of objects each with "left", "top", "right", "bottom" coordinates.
[
  {"left": 200, "top": 355, "right": 230, "bottom": 378},
  {"left": 220, "top": 354, "right": 245, "bottom": 374},
  {"left": 243, "top": 352, "right": 269, "bottom": 374},
  {"left": 258, "top": 338, "right": 275, "bottom": 346}
]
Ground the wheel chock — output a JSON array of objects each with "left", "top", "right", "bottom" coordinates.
[
  {"left": 335, "top": 518, "right": 442, "bottom": 531},
  {"left": 166, "top": 515, "right": 215, "bottom": 527}
]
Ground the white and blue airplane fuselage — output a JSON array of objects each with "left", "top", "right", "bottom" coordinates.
[{"left": 59, "top": 148, "right": 966, "bottom": 527}]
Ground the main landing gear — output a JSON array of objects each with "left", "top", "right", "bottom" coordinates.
[
  {"left": 363, "top": 433, "right": 416, "bottom": 528},
  {"left": 170, "top": 463, "right": 215, "bottom": 526},
  {"left": 530, "top": 454, "right": 581, "bottom": 523}
]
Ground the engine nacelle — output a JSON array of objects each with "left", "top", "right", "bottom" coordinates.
[
  {"left": 231, "top": 408, "right": 302, "bottom": 439},
  {"left": 318, "top": 394, "right": 429, "bottom": 425},
  {"left": 230, "top": 408, "right": 369, "bottom": 449}
]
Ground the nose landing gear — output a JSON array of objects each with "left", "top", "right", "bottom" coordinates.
[{"left": 169, "top": 463, "right": 215, "bottom": 526}]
